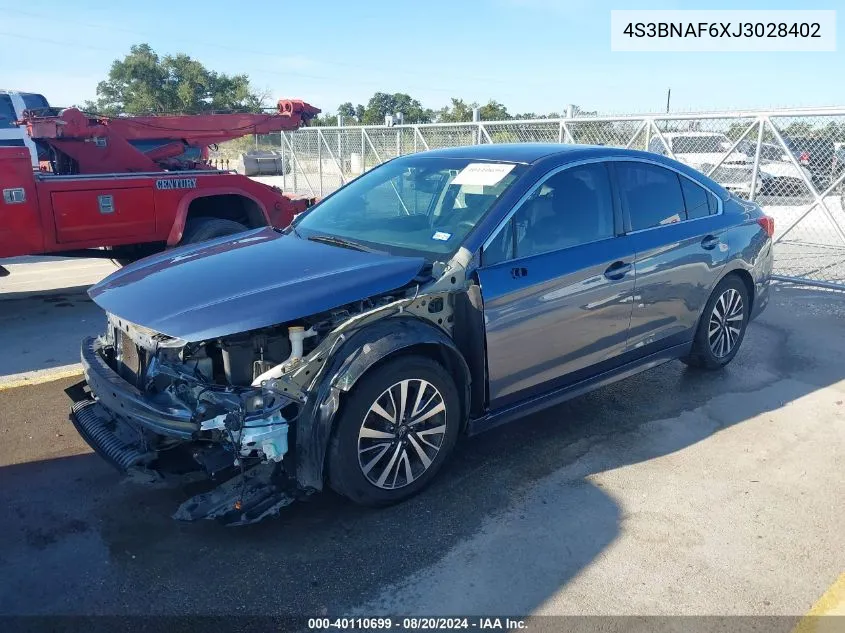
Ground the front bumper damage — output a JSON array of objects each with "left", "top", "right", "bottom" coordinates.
[{"left": 68, "top": 336, "right": 304, "bottom": 526}]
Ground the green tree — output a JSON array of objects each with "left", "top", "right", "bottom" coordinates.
[
  {"left": 783, "top": 121, "right": 814, "bottom": 138},
  {"left": 85, "top": 43, "right": 265, "bottom": 115},
  {"left": 337, "top": 102, "right": 356, "bottom": 121},
  {"left": 725, "top": 121, "right": 754, "bottom": 141},
  {"left": 362, "top": 92, "right": 432, "bottom": 124},
  {"left": 436, "top": 98, "right": 475, "bottom": 123},
  {"left": 311, "top": 113, "right": 339, "bottom": 126},
  {"left": 479, "top": 100, "right": 511, "bottom": 121}
]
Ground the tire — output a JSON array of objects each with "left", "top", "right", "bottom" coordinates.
[
  {"left": 327, "top": 355, "right": 461, "bottom": 506},
  {"left": 107, "top": 243, "right": 163, "bottom": 267},
  {"left": 180, "top": 217, "right": 247, "bottom": 245},
  {"left": 682, "top": 274, "right": 750, "bottom": 370}
]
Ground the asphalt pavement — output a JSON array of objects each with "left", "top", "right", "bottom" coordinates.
[{"left": 0, "top": 284, "right": 843, "bottom": 619}]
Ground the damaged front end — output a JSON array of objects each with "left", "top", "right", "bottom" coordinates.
[
  {"left": 69, "top": 312, "right": 307, "bottom": 525},
  {"left": 69, "top": 276, "right": 460, "bottom": 526}
]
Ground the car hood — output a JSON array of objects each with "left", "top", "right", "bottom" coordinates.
[
  {"left": 675, "top": 152, "right": 752, "bottom": 168},
  {"left": 758, "top": 161, "right": 810, "bottom": 180},
  {"left": 88, "top": 228, "right": 427, "bottom": 341}
]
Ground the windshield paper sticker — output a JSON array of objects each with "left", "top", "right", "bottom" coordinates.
[
  {"left": 451, "top": 163, "right": 515, "bottom": 186},
  {"left": 432, "top": 231, "right": 452, "bottom": 241}
]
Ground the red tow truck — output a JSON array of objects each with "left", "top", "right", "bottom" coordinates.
[{"left": 0, "top": 98, "right": 320, "bottom": 275}]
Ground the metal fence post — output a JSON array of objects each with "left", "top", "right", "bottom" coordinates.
[
  {"left": 748, "top": 120, "right": 765, "bottom": 201},
  {"left": 317, "top": 130, "right": 323, "bottom": 197},
  {"left": 337, "top": 129, "right": 343, "bottom": 180},
  {"left": 281, "top": 132, "right": 287, "bottom": 191}
]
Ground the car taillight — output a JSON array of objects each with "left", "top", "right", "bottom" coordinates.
[
  {"left": 799, "top": 150, "right": 810, "bottom": 165},
  {"left": 757, "top": 216, "right": 775, "bottom": 238}
]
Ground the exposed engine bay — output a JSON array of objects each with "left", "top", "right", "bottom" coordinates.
[{"left": 102, "top": 291, "right": 407, "bottom": 463}]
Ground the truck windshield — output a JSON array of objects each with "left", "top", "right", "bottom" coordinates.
[
  {"left": 0, "top": 95, "right": 15, "bottom": 128},
  {"left": 292, "top": 156, "right": 524, "bottom": 258}
]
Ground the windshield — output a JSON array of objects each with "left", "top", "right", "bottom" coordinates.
[
  {"left": 672, "top": 135, "right": 729, "bottom": 154},
  {"left": 292, "top": 156, "right": 524, "bottom": 258}
]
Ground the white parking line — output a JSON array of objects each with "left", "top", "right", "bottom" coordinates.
[{"left": 0, "top": 365, "right": 83, "bottom": 391}]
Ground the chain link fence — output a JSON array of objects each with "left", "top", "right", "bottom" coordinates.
[{"left": 254, "top": 109, "right": 845, "bottom": 289}]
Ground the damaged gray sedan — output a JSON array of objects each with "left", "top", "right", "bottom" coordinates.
[{"left": 69, "top": 144, "right": 774, "bottom": 525}]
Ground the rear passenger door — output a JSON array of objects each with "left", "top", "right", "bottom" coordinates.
[{"left": 614, "top": 160, "right": 731, "bottom": 353}]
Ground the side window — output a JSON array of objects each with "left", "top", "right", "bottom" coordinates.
[
  {"left": 0, "top": 95, "right": 16, "bottom": 129},
  {"left": 680, "top": 177, "right": 711, "bottom": 220},
  {"left": 482, "top": 218, "right": 514, "bottom": 266},
  {"left": 706, "top": 191, "right": 720, "bottom": 215},
  {"left": 616, "top": 162, "right": 686, "bottom": 230},
  {"left": 510, "top": 163, "right": 614, "bottom": 259}
]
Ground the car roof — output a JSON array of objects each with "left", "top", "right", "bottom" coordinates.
[
  {"left": 412, "top": 143, "right": 676, "bottom": 165},
  {"left": 399, "top": 143, "right": 730, "bottom": 197},
  {"left": 414, "top": 143, "right": 610, "bottom": 164}
]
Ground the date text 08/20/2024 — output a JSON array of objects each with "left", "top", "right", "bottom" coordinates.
[{"left": 307, "top": 617, "right": 528, "bottom": 630}]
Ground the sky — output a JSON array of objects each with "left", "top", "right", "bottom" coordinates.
[{"left": 1, "top": 0, "right": 842, "bottom": 117}]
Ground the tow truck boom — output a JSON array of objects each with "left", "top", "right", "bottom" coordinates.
[{"left": 20, "top": 99, "right": 320, "bottom": 174}]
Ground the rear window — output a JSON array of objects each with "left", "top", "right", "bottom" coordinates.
[
  {"left": 0, "top": 95, "right": 16, "bottom": 129},
  {"left": 680, "top": 177, "right": 711, "bottom": 220},
  {"left": 707, "top": 191, "right": 720, "bottom": 214},
  {"left": 21, "top": 93, "right": 50, "bottom": 112}
]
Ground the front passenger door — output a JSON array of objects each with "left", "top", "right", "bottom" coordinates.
[{"left": 477, "top": 162, "right": 636, "bottom": 410}]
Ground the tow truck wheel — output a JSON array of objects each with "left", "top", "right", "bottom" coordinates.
[
  {"left": 108, "top": 244, "right": 164, "bottom": 267},
  {"left": 327, "top": 355, "right": 461, "bottom": 506},
  {"left": 180, "top": 217, "right": 248, "bottom": 245}
]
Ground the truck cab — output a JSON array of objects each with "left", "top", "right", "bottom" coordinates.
[{"left": 0, "top": 90, "right": 51, "bottom": 168}]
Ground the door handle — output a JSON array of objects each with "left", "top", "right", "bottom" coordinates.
[
  {"left": 604, "top": 261, "right": 632, "bottom": 280},
  {"left": 510, "top": 266, "right": 528, "bottom": 279},
  {"left": 701, "top": 235, "right": 720, "bottom": 250}
]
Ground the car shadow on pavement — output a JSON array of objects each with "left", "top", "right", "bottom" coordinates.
[
  {"left": 0, "top": 286, "right": 843, "bottom": 616},
  {"left": 0, "top": 290, "right": 106, "bottom": 378}
]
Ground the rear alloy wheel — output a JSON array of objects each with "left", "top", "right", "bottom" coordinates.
[
  {"left": 328, "top": 356, "right": 460, "bottom": 506},
  {"left": 708, "top": 288, "right": 744, "bottom": 359},
  {"left": 683, "top": 275, "right": 750, "bottom": 370}
]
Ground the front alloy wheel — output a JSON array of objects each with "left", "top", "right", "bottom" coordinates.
[
  {"left": 358, "top": 379, "right": 447, "bottom": 490},
  {"left": 328, "top": 356, "right": 460, "bottom": 506}
]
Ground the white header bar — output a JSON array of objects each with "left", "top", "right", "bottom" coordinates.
[{"left": 611, "top": 10, "right": 836, "bottom": 52}]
